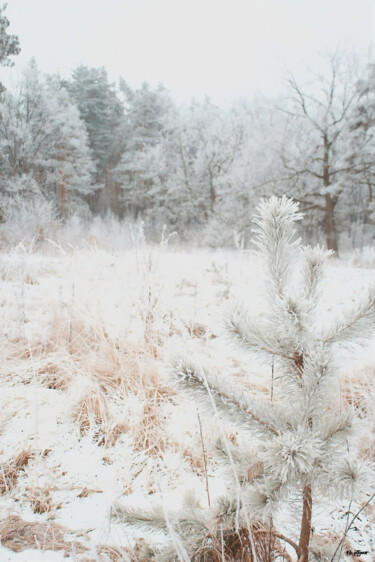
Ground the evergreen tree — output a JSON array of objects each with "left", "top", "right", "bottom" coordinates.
[
  {"left": 113, "top": 197, "right": 374, "bottom": 561},
  {"left": 68, "top": 66, "right": 123, "bottom": 213},
  {"left": 132, "top": 98, "right": 244, "bottom": 238},
  {"left": 0, "top": 61, "right": 96, "bottom": 217},
  {"left": 0, "top": 2, "right": 20, "bottom": 95},
  {"left": 114, "top": 81, "right": 173, "bottom": 219},
  {"left": 41, "top": 78, "right": 96, "bottom": 217}
]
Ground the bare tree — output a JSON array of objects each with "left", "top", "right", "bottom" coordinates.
[{"left": 277, "top": 52, "right": 361, "bottom": 252}]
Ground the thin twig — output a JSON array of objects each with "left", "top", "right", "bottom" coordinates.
[
  {"left": 197, "top": 408, "right": 211, "bottom": 507},
  {"left": 330, "top": 491, "right": 375, "bottom": 561}
]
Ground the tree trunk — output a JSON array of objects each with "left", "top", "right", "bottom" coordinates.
[
  {"left": 58, "top": 179, "right": 65, "bottom": 218},
  {"left": 324, "top": 194, "right": 338, "bottom": 252},
  {"left": 298, "top": 484, "right": 312, "bottom": 562},
  {"left": 209, "top": 169, "right": 216, "bottom": 213},
  {"left": 322, "top": 133, "right": 338, "bottom": 253},
  {"left": 58, "top": 153, "right": 65, "bottom": 218}
]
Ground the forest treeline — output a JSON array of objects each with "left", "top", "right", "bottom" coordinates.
[{"left": 1, "top": 8, "right": 375, "bottom": 250}]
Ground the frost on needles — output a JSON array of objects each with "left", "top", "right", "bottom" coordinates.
[{"left": 113, "top": 196, "right": 374, "bottom": 562}]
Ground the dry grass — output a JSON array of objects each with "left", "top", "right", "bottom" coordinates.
[
  {"left": 133, "top": 389, "right": 167, "bottom": 455},
  {"left": 72, "top": 383, "right": 110, "bottom": 435},
  {"left": 99, "top": 420, "right": 130, "bottom": 448},
  {"left": 132, "top": 363, "right": 175, "bottom": 456},
  {"left": 179, "top": 447, "right": 205, "bottom": 474},
  {"left": 341, "top": 370, "right": 374, "bottom": 418},
  {"left": 0, "top": 244, "right": 374, "bottom": 559},
  {"left": 0, "top": 514, "right": 87, "bottom": 554},
  {"left": 77, "top": 487, "right": 103, "bottom": 498},
  {"left": 358, "top": 437, "right": 375, "bottom": 461},
  {"left": 97, "top": 542, "right": 147, "bottom": 561},
  {"left": 0, "top": 449, "right": 32, "bottom": 495},
  {"left": 183, "top": 523, "right": 293, "bottom": 562},
  {"left": 71, "top": 382, "right": 131, "bottom": 447},
  {"left": 25, "top": 485, "right": 54, "bottom": 514}
]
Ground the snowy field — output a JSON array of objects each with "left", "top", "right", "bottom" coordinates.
[{"left": 0, "top": 238, "right": 374, "bottom": 561}]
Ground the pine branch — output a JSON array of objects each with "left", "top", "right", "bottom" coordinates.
[
  {"left": 171, "top": 358, "right": 280, "bottom": 436},
  {"left": 317, "top": 410, "right": 353, "bottom": 442},
  {"left": 225, "top": 307, "right": 295, "bottom": 361},
  {"left": 111, "top": 504, "right": 169, "bottom": 534},
  {"left": 214, "top": 437, "right": 264, "bottom": 484},
  {"left": 112, "top": 503, "right": 208, "bottom": 535},
  {"left": 321, "top": 287, "right": 375, "bottom": 347},
  {"left": 299, "top": 245, "right": 332, "bottom": 310},
  {"left": 252, "top": 196, "right": 303, "bottom": 298}
]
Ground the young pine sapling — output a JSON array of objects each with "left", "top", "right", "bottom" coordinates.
[{"left": 113, "top": 196, "right": 374, "bottom": 561}]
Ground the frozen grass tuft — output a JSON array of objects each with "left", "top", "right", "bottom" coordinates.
[
  {"left": 0, "top": 514, "right": 88, "bottom": 555},
  {"left": 0, "top": 450, "right": 32, "bottom": 495}
]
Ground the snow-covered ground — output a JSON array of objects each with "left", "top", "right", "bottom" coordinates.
[{"left": 0, "top": 240, "right": 374, "bottom": 561}]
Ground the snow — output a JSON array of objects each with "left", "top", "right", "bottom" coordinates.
[{"left": 0, "top": 242, "right": 374, "bottom": 560}]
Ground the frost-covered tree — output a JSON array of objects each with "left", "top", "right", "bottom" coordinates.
[
  {"left": 0, "top": 2, "right": 20, "bottom": 95},
  {"left": 0, "top": 61, "right": 96, "bottom": 217},
  {"left": 113, "top": 197, "right": 374, "bottom": 561},
  {"left": 39, "top": 78, "right": 96, "bottom": 217},
  {"left": 130, "top": 98, "right": 245, "bottom": 239},
  {"left": 344, "top": 62, "right": 375, "bottom": 232},
  {"left": 114, "top": 81, "right": 173, "bottom": 219},
  {"left": 67, "top": 66, "right": 123, "bottom": 213},
  {"left": 276, "top": 53, "right": 362, "bottom": 252},
  {"left": 0, "top": 59, "right": 47, "bottom": 193}
]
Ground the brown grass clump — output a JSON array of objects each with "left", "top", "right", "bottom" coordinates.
[
  {"left": 0, "top": 514, "right": 87, "bottom": 554},
  {"left": 0, "top": 449, "right": 32, "bottom": 495},
  {"left": 97, "top": 542, "right": 148, "bottom": 562},
  {"left": 25, "top": 485, "right": 54, "bottom": 514},
  {"left": 97, "top": 540, "right": 150, "bottom": 562},
  {"left": 72, "top": 384, "right": 110, "bottom": 436},
  {"left": 188, "top": 322, "right": 207, "bottom": 338},
  {"left": 191, "top": 524, "right": 293, "bottom": 562},
  {"left": 179, "top": 448, "right": 205, "bottom": 474},
  {"left": 358, "top": 436, "right": 375, "bottom": 462},
  {"left": 341, "top": 371, "right": 373, "bottom": 418},
  {"left": 85, "top": 340, "right": 140, "bottom": 393},
  {"left": 72, "top": 384, "right": 130, "bottom": 447},
  {"left": 44, "top": 313, "right": 89, "bottom": 355},
  {"left": 133, "top": 388, "right": 167, "bottom": 455},
  {"left": 98, "top": 420, "right": 129, "bottom": 448},
  {"left": 2, "top": 339, "right": 73, "bottom": 388},
  {"left": 38, "top": 360, "right": 71, "bottom": 390},
  {"left": 132, "top": 367, "right": 176, "bottom": 456}
]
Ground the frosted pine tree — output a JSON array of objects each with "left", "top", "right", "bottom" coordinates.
[{"left": 113, "top": 197, "right": 374, "bottom": 561}]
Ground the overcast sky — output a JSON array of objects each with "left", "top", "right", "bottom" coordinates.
[{"left": 2, "top": 0, "right": 375, "bottom": 104}]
